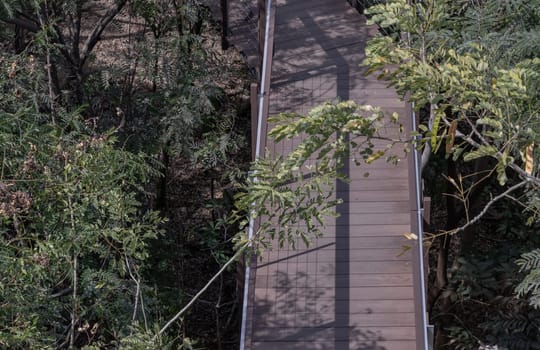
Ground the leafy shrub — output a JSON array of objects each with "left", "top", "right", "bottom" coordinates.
[{"left": 0, "top": 53, "right": 164, "bottom": 348}]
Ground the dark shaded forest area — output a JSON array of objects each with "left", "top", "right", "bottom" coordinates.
[{"left": 0, "top": 0, "right": 249, "bottom": 348}]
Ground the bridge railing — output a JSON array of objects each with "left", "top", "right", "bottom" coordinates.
[{"left": 240, "top": 1, "right": 276, "bottom": 349}]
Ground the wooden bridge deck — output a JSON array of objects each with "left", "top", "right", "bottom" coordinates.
[{"left": 226, "top": 0, "right": 426, "bottom": 349}]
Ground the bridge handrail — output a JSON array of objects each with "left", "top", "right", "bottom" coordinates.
[{"left": 239, "top": 1, "right": 276, "bottom": 349}]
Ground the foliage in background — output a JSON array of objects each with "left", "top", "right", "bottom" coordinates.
[
  {"left": 0, "top": 53, "right": 165, "bottom": 348},
  {"left": 363, "top": 0, "right": 540, "bottom": 347},
  {"left": 0, "top": 0, "right": 249, "bottom": 348}
]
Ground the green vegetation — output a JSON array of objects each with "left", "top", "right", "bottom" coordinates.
[
  {"left": 363, "top": 0, "right": 540, "bottom": 347},
  {"left": 1, "top": 0, "right": 539, "bottom": 349},
  {"left": 233, "top": 101, "right": 405, "bottom": 252},
  {"left": 0, "top": 0, "right": 247, "bottom": 348}
]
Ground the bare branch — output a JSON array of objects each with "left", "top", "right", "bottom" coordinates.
[
  {"left": 70, "top": 254, "right": 78, "bottom": 349},
  {"left": 1, "top": 17, "right": 39, "bottom": 32},
  {"left": 155, "top": 243, "right": 249, "bottom": 339},
  {"left": 449, "top": 180, "right": 529, "bottom": 236},
  {"left": 510, "top": 163, "right": 540, "bottom": 187},
  {"left": 79, "top": 0, "right": 128, "bottom": 68},
  {"left": 124, "top": 255, "right": 140, "bottom": 330}
]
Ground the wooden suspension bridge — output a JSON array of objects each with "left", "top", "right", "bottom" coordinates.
[{"left": 212, "top": 0, "right": 432, "bottom": 349}]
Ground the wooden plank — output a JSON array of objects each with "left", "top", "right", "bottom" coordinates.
[
  {"left": 275, "top": 40, "right": 367, "bottom": 62},
  {"left": 252, "top": 326, "right": 417, "bottom": 341},
  {"left": 254, "top": 286, "right": 415, "bottom": 300},
  {"left": 258, "top": 211, "right": 410, "bottom": 227},
  {"left": 252, "top": 340, "right": 417, "bottom": 350},
  {"left": 274, "top": 1, "right": 358, "bottom": 23},
  {"left": 255, "top": 260, "right": 413, "bottom": 275},
  {"left": 346, "top": 190, "right": 410, "bottom": 202},
  {"left": 264, "top": 247, "right": 411, "bottom": 262},
  {"left": 259, "top": 224, "right": 411, "bottom": 237},
  {"left": 253, "top": 299, "right": 416, "bottom": 316},
  {"left": 253, "top": 178, "right": 409, "bottom": 194},
  {"left": 275, "top": 0, "right": 332, "bottom": 10},
  {"left": 346, "top": 213, "right": 410, "bottom": 225},
  {"left": 262, "top": 241, "right": 411, "bottom": 262},
  {"left": 312, "top": 201, "right": 410, "bottom": 213},
  {"left": 253, "top": 312, "right": 416, "bottom": 327},
  {"left": 312, "top": 235, "right": 411, "bottom": 248},
  {"left": 274, "top": 14, "right": 363, "bottom": 39},
  {"left": 271, "top": 59, "right": 383, "bottom": 86},
  {"left": 256, "top": 273, "right": 413, "bottom": 288}
]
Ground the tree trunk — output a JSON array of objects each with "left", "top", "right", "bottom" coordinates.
[
  {"left": 173, "top": 0, "right": 184, "bottom": 37},
  {"left": 221, "top": 0, "right": 229, "bottom": 50},
  {"left": 14, "top": 24, "right": 25, "bottom": 53},
  {"left": 433, "top": 159, "right": 458, "bottom": 349}
]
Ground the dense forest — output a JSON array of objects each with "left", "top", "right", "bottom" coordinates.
[
  {"left": 0, "top": 0, "right": 539, "bottom": 349},
  {"left": 0, "top": 0, "right": 249, "bottom": 348},
  {"left": 364, "top": 0, "right": 540, "bottom": 348}
]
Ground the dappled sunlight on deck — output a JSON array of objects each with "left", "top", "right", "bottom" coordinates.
[{"left": 227, "top": 0, "right": 424, "bottom": 349}]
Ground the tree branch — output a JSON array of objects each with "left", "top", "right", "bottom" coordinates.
[
  {"left": 124, "top": 255, "right": 140, "bottom": 330},
  {"left": 79, "top": 0, "right": 128, "bottom": 68},
  {"left": 71, "top": 4, "right": 82, "bottom": 67},
  {"left": 155, "top": 242, "right": 248, "bottom": 339},
  {"left": 1, "top": 17, "right": 39, "bottom": 32},
  {"left": 510, "top": 163, "right": 540, "bottom": 187},
  {"left": 420, "top": 102, "right": 436, "bottom": 173},
  {"left": 52, "top": 24, "right": 77, "bottom": 68},
  {"left": 449, "top": 180, "right": 529, "bottom": 236}
]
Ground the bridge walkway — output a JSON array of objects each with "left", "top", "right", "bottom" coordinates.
[{"left": 224, "top": 1, "right": 427, "bottom": 349}]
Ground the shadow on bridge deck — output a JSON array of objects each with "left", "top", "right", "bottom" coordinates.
[{"left": 222, "top": 0, "right": 425, "bottom": 349}]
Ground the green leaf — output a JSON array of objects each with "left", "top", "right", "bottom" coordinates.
[
  {"left": 496, "top": 162, "right": 508, "bottom": 186},
  {"left": 365, "top": 150, "right": 385, "bottom": 164},
  {"left": 463, "top": 145, "right": 498, "bottom": 162},
  {"left": 477, "top": 117, "right": 503, "bottom": 130}
]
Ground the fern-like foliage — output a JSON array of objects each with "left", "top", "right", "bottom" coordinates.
[
  {"left": 517, "top": 249, "right": 540, "bottom": 271},
  {"left": 479, "top": 307, "right": 540, "bottom": 349},
  {"left": 233, "top": 101, "right": 405, "bottom": 253},
  {"left": 0, "top": 48, "right": 165, "bottom": 349},
  {"left": 516, "top": 249, "right": 540, "bottom": 308}
]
